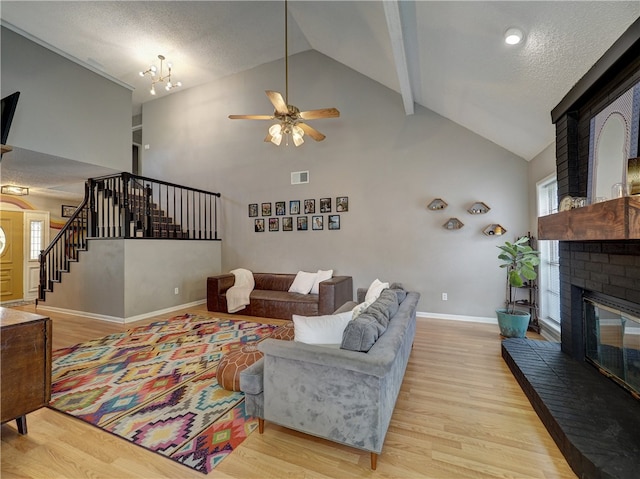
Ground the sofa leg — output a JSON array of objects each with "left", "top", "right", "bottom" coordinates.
[
  {"left": 258, "top": 418, "right": 264, "bottom": 434},
  {"left": 371, "top": 452, "right": 378, "bottom": 470}
]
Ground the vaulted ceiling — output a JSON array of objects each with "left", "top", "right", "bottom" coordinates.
[{"left": 2, "top": 1, "right": 639, "bottom": 162}]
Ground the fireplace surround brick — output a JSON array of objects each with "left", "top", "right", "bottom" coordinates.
[
  {"left": 561, "top": 241, "right": 640, "bottom": 315},
  {"left": 510, "top": 20, "right": 640, "bottom": 479}
]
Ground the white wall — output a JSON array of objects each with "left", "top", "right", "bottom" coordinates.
[
  {"left": 1, "top": 27, "right": 131, "bottom": 171},
  {"left": 142, "top": 50, "right": 531, "bottom": 318}
]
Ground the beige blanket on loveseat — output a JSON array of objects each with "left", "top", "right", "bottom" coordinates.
[{"left": 226, "top": 268, "right": 255, "bottom": 313}]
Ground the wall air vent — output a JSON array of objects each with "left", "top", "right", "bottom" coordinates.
[{"left": 291, "top": 171, "right": 309, "bottom": 185}]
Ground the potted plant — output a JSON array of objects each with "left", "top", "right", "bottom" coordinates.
[{"left": 496, "top": 236, "right": 540, "bottom": 338}]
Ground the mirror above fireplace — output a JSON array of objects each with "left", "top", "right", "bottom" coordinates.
[{"left": 587, "top": 80, "right": 640, "bottom": 203}]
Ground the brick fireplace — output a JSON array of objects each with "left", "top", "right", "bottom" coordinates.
[
  {"left": 559, "top": 240, "right": 640, "bottom": 363},
  {"left": 503, "top": 18, "right": 640, "bottom": 479}
]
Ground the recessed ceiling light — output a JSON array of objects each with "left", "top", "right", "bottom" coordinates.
[{"left": 504, "top": 27, "right": 524, "bottom": 45}]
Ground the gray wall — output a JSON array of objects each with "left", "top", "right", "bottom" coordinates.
[
  {"left": 43, "top": 239, "right": 222, "bottom": 321},
  {"left": 1, "top": 27, "right": 131, "bottom": 171},
  {"left": 142, "top": 50, "right": 531, "bottom": 318}
]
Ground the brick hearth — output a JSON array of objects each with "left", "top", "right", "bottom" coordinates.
[{"left": 502, "top": 338, "right": 640, "bottom": 479}]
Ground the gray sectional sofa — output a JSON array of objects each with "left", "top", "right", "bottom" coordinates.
[{"left": 240, "top": 288, "right": 420, "bottom": 470}]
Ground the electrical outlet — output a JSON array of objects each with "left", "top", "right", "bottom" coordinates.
[
  {"left": 442, "top": 292, "right": 448, "bottom": 301},
  {"left": 174, "top": 287, "right": 179, "bottom": 295}
]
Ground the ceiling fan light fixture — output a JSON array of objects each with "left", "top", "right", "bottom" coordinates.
[
  {"left": 269, "top": 123, "right": 282, "bottom": 136},
  {"left": 292, "top": 125, "right": 305, "bottom": 147},
  {"left": 504, "top": 27, "right": 524, "bottom": 45},
  {"left": 269, "top": 123, "right": 283, "bottom": 145},
  {"left": 270, "top": 134, "right": 283, "bottom": 146},
  {"left": 227, "top": 0, "right": 339, "bottom": 145}
]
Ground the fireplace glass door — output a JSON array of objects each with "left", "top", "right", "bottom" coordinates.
[{"left": 584, "top": 298, "right": 640, "bottom": 397}]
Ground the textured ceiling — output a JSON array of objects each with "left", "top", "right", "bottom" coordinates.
[{"left": 1, "top": 0, "right": 639, "bottom": 169}]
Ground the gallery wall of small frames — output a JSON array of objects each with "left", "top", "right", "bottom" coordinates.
[
  {"left": 427, "top": 198, "right": 506, "bottom": 236},
  {"left": 249, "top": 197, "right": 348, "bottom": 232}
]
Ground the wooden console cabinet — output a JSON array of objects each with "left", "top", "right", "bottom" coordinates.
[{"left": 0, "top": 307, "right": 51, "bottom": 434}]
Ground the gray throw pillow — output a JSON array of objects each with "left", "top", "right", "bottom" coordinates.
[
  {"left": 389, "top": 283, "right": 407, "bottom": 303},
  {"left": 365, "top": 289, "right": 399, "bottom": 328},
  {"left": 340, "top": 312, "right": 385, "bottom": 352},
  {"left": 390, "top": 288, "right": 407, "bottom": 303}
]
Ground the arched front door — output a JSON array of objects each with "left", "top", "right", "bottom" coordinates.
[{"left": 0, "top": 210, "right": 24, "bottom": 302}]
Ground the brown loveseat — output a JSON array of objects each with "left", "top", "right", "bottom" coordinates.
[{"left": 207, "top": 272, "right": 353, "bottom": 320}]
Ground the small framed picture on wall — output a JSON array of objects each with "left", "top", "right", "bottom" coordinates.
[
  {"left": 275, "top": 201, "right": 286, "bottom": 215},
  {"left": 262, "top": 202, "right": 272, "bottom": 216},
  {"left": 336, "top": 197, "right": 349, "bottom": 212},
  {"left": 269, "top": 218, "right": 279, "bottom": 231},
  {"left": 282, "top": 217, "right": 293, "bottom": 231},
  {"left": 248, "top": 203, "right": 258, "bottom": 217},
  {"left": 61, "top": 205, "right": 77, "bottom": 218},
  {"left": 290, "top": 200, "right": 300, "bottom": 215},
  {"left": 320, "top": 198, "right": 331, "bottom": 213},
  {"left": 328, "top": 215, "right": 340, "bottom": 230},
  {"left": 297, "top": 216, "right": 308, "bottom": 231},
  {"left": 304, "top": 199, "right": 315, "bottom": 214},
  {"left": 254, "top": 218, "right": 265, "bottom": 232},
  {"left": 312, "top": 215, "right": 323, "bottom": 230}
]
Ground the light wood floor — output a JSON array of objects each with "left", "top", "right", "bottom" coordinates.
[{"left": 1, "top": 304, "right": 576, "bottom": 479}]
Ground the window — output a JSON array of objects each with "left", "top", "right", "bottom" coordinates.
[
  {"left": 29, "top": 220, "right": 43, "bottom": 261},
  {"left": 537, "top": 175, "right": 560, "bottom": 325},
  {"left": 0, "top": 226, "right": 6, "bottom": 255}
]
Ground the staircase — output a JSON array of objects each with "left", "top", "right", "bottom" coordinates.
[{"left": 38, "top": 172, "right": 220, "bottom": 302}]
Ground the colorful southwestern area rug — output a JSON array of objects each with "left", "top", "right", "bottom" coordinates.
[{"left": 49, "top": 314, "right": 276, "bottom": 474}]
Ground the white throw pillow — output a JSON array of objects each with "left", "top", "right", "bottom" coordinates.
[
  {"left": 351, "top": 300, "right": 373, "bottom": 319},
  {"left": 310, "top": 269, "right": 333, "bottom": 294},
  {"left": 288, "top": 271, "right": 317, "bottom": 294},
  {"left": 293, "top": 311, "right": 353, "bottom": 346},
  {"left": 365, "top": 278, "right": 389, "bottom": 303}
]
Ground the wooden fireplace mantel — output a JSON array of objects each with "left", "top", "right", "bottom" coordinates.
[{"left": 538, "top": 196, "right": 640, "bottom": 241}]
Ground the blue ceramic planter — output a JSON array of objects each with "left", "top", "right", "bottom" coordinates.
[{"left": 496, "top": 309, "right": 530, "bottom": 338}]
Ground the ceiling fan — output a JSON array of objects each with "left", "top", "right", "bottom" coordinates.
[{"left": 228, "top": 0, "right": 339, "bottom": 146}]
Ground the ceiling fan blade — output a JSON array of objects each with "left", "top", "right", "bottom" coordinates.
[
  {"left": 298, "top": 122, "right": 326, "bottom": 141},
  {"left": 266, "top": 90, "right": 288, "bottom": 115},
  {"left": 264, "top": 133, "right": 273, "bottom": 143},
  {"left": 298, "top": 108, "right": 340, "bottom": 120},
  {"left": 228, "top": 114, "right": 274, "bottom": 120}
]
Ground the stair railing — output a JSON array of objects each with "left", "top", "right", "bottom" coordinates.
[{"left": 39, "top": 172, "right": 221, "bottom": 301}]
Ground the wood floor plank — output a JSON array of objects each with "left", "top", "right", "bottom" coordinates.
[{"left": 1, "top": 304, "right": 576, "bottom": 478}]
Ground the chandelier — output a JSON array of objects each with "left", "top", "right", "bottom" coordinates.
[{"left": 139, "top": 55, "right": 182, "bottom": 95}]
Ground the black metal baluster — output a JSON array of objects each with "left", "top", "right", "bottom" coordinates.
[
  {"left": 111, "top": 176, "right": 116, "bottom": 237},
  {"left": 117, "top": 176, "right": 121, "bottom": 236},
  {"left": 192, "top": 190, "right": 196, "bottom": 239},
  {"left": 206, "top": 193, "right": 210, "bottom": 240},
  {"left": 214, "top": 194, "right": 218, "bottom": 240}
]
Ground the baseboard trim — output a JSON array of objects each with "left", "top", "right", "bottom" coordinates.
[
  {"left": 37, "top": 300, "right": 207, "bottom": 324},
  {"left": 417, "top": 311, "right": 497, "bottom": 324}
]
